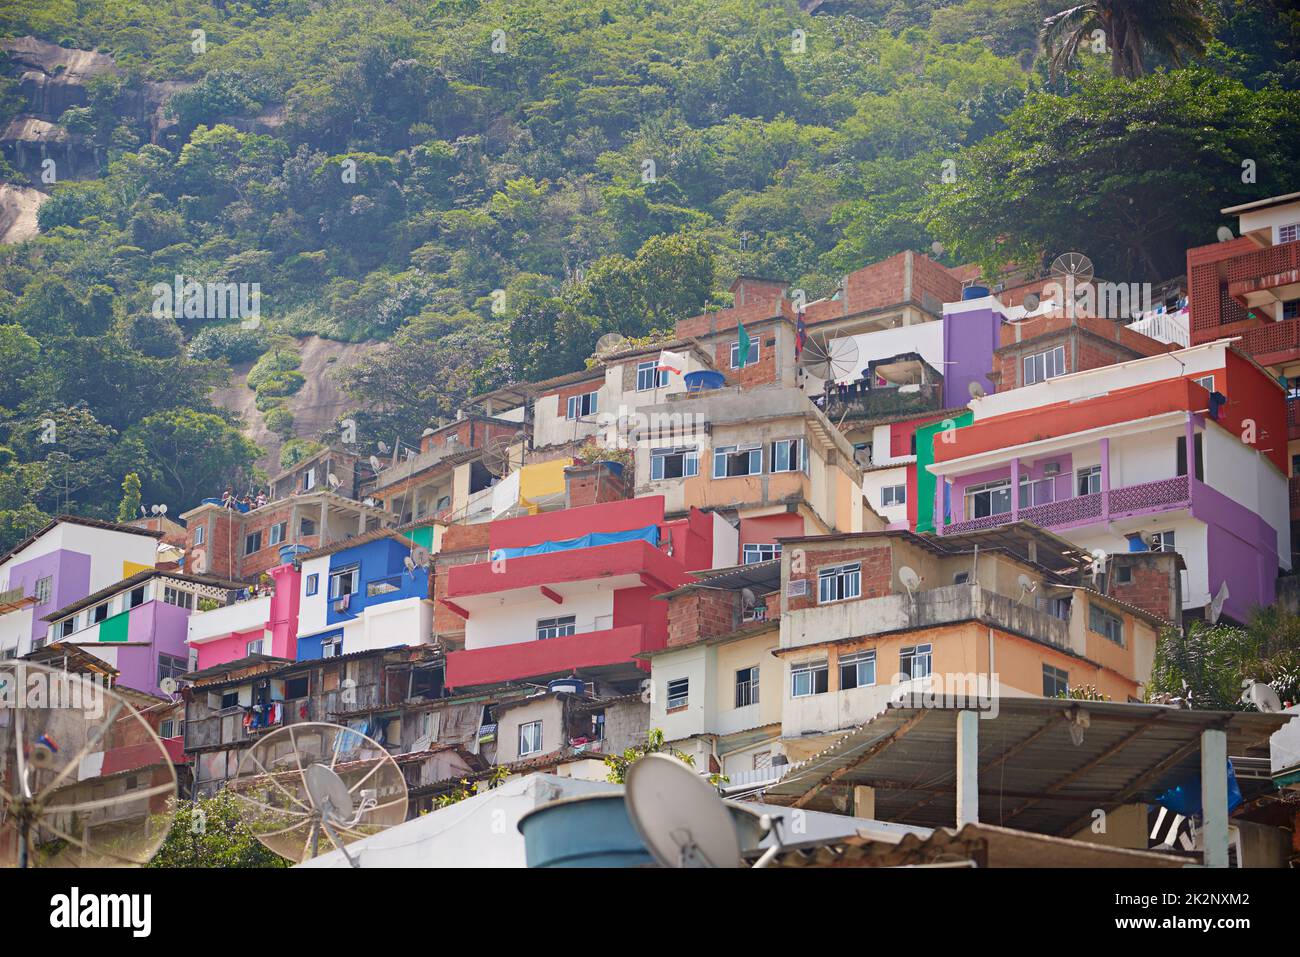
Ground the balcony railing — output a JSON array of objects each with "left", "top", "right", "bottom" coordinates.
[
  {"left": 1239, "top": 318, "right": 1300, "bottom": 358},
  {"left": 445, "top": 624, "right": 650, "bottom": 687},
  {"left": 942, "top": 474, "right": 1191, "bottom": 535},
  {"left": 818, "top": 382, "right": 943, "bottom": 422},
  {"left": 1225, "top": 238, "right": 1300, "bottom": 287}
]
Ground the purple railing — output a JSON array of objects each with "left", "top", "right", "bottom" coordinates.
[{"left": 943, "top": 474, "right": 1191, "bottom": 535}]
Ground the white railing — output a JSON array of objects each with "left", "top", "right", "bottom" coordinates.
[{"left": 1125, "top": 310, "right": 1189, "bottom": 347}]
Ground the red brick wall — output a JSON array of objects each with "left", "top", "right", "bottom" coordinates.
[
  {"left": 1188, "top": 237, "right": 1257, "bottom": 344},
  {"left": 713, "top": 327, "right": 779, "bottom": 388},
  {"left": 1108, "top": 554, "right": 1181, "bottom": 625},
  {"left": 666, "top": 589, "right": 738, "bottom": 647},
  {"left": 565, "top": 464, "right": 628, "bottom": 508},
  {"left": 787, "top": 545, "right": 893, "bottom": 612}
]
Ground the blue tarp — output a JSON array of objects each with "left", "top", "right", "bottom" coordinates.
[
  {"left": 491, "top": 523, "right": 660, "bottom": 562},
  {"left": 1156, "top": 759, "right": 1243, "bottom": 818}
]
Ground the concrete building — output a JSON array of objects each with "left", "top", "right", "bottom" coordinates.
[{"left": 0, "top": 516, "right": 162, "bottom": 659}]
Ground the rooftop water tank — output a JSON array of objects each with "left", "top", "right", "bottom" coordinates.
[
  {"left": 683, "top": 370, "right": 726, "bottom": 393},
  {"left": 961, "top": 285, "right": 990, "bottom": 301},
  {"left": 548, "top": 677, "right": 585, "bottom": 695}
]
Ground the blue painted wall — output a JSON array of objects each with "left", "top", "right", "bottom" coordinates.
[
  {"left": 296, "top": 628, "right": 344, "bottom": 661},
  {"left": 325, "top": 537, "right": 428, "bottom": 627}
]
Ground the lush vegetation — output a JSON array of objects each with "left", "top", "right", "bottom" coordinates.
[
  {"left": 149, "top": 791, "right": 290, "bottom": 868},
  {"left": 1, "top": 0, "right": 1298, "bottom": 549}
]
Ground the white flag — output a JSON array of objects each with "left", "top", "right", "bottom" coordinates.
[{"left": 657, "top": 349, "right": 686, "bottom": 376}]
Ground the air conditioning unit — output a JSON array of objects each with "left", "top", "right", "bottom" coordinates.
[{"left": 787, "top": 579, "right": 808, "bottom": 598}]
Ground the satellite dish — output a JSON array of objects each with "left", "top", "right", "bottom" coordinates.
[
  {"left": 228, "top": 722, "right": 407, "bottom": 866},
  {"left": 1017, "top": 574, "right": 1037, "bottom": 604},
  {"left": 0, "top": 662, "right": 179, "bottom": 867},
  {"left": 1207, "top": 581, "right": 1230, "bottom": 624},
  {"left": 1022, "top": 292, "right": 1041, "bottom": 312},
  {"left": 1051, "top": 252, "right": 1094, "bottom": 287},
  {"left": 421, "top": 427, "right": 435, "bottom": 437},
  {"left": 481, "top": 436, "right": 516, "bottom": 478},
  {"left": 798, "top": 332, "right": 859, "bottom": 382},
  {"left": 150, "top": 505, "right": 161, "bottom": 516},
  {"left": 159, "top": 504, "right": 167, "bottom": 515},
  {"left": 740, "top": 587, "right": 758, "bottom": 610},
  {"left": 930, "top": 241, "right": 944, "bottom": 256},
  {"left": 625, "top": 753, "right": 741, "bottom": 868},
  {"left": 403, "top": 556, "right": 416, "bottom": 574},
  {"left": 1089, "top": 548, "right": 1107, "bottom": 584},
  {"left": 595, "top": 332, "right": 628, "bottom": 357},
  {"left": 139, "top": 505, "right": 147, "bottom": 517},
  {"left": 327, "top": 473, "right": 340, "bottom": 489},
  {"left": 159, "top": 677, "right": 178, "bottom": 696},
  {"left": 409, "top": 546, "right": 431, "bottom": 568},
  {"left": 968, "top": 380, "right": 986, "bottom": 399},
  {"left": 898, "top": 565, "right": 922, "bottom": 595},
  {"left": 376, "top": 442, "right": 390, "bottom": 455},
  {"left": 1241, "top": 680, "right": 1282, "bottom": 714},
  {"left": 369, "top": 455, "right": 385, "bottom": 473},
  {"left": 1216, "top": 226, "right": 1235, "bottom": 243}
]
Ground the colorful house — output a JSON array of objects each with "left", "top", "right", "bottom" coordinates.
[
  {"left": 929, "top": 342, "right": 1289, "bottom": 623},
  {"left": 43, "top": 569, "right": 243, "bottom": 697},
  {"left": 186, "top": 563, "right": 301, "bottom": 670},
  {"left": 438, "top": 496, "right": 722, "bottom": 689},
  {"left": 295, "top": 527, "right": 435, "bottom": 660},
  {"left": 0, "top": 516, "right": 163, "bottom": 659}
]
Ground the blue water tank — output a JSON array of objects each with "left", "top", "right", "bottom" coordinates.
[
  {"left": 279, "top": 543, "right": 312, "bottom": 564},
  {"left": 961, "top": 285, "right": 990, "bottom": 301},
  {"left": 547, "top": 678, "right": 584, "bottom": 695},
  {"left": 518, "top": 794, "right": 654, "bottom": 868},
  {"left": 684, "top": 370, "right": 726, "bottom": 392}
]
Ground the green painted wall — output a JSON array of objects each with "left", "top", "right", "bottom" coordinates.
[
  {"left": 915, "top": 411, "right": 973, "bottom": 534},
  {"left": 98, "top": 610, "right": 130, "bottom": 643}
]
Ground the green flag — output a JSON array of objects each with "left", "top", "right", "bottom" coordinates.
[{"left": 737, "top": 322, "right": 751, "bottom": 368}]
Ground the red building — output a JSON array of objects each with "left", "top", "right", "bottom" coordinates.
[{"left": 438, "top": 496, "right": 724, "bottom": 689}]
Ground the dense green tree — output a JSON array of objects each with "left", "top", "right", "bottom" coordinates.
[
  {"left": 116, "top": 472, "right": 142, "bottom": 522},
  {"left": 149, "top": 792, "right": 290, "bottom": 869},
  {"left": 1041, "top": 0, "right": 1214, "bottom": 79}
]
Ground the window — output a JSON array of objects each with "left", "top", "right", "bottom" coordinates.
[
  {"left": 329, "top": 566, "right": 359, "bottom": 600},
  {"left": 158, "top": 653, "right": 187, "bottom": 686},
  {"left": 966, "top": 480, "right": 1012, "bottom": 519},
  {"left": 536, "top": 616, "right": 576, "bottom": 640},
  {"left": 162, "top": 587, "right": 194, "bottom": 610},
  {"left": 1193, "top": 375, "right": 1215, "bottom": 392},
  {"left": 818, "top": 563, "right": 861, "bottom": 604},
  {"left": 953, "top": 572, "right": 970, "bottom": 585},
  {"left": 220, "top": 690, "right": 240, "bottom": 710},
  {"left": 519, "top": 720, "right": 543, "bottom": 756},
  {"left": 791, "top": 660, "right": 829, "bottom": 698},
  {"left": 636, "top": 360, "right": 669, "bottom": 392},
  {"left": 1149, "top": 530, "right": 1175, "bottom": 553},
  {"left": 899, "top": 644, "right": 932, "bottom": 680},
  {"left": 651, "top": 447, "right": 699, "bottom": 480},
  {"left": 771, "top": 438, "right": 807, "bottom": 474},
  {"left": 194, "top": 525, "right": 205, "bottom": 546},
  {"left": 55, "top": 617, "right": 76, "bottom": 640},
  {"left": 566, "top": 391, "right": 598, "bottom": 420},
  {"left": 839, "top": 650, "right": 876, "bottom": 690},
  {"left": 128, "top": 586, "right": 147, "bottom": 609},
  {"left": 1175, "top": 433, "right": 1203, "bottom": 481},
  {"left": 1043, "top": 665, "right": 1070, "bottom": 698},
  {"left": 666, "top": 677, "right": 690, "bottom": 711},
  {"left": 1114, "top": 565, "right": 1133, "bottom": 584},
  {"left": 92, "top": 602, "right": 110, "bottom": 624},
  {"left": 34, "top": 576, "right": 52, "bottom": 604},
  {"left": 730, "top": 337, "right": 761, "bottom": 369},
  {"left": 159, "top": 718, "right": 181, "bottom": 739},
  {"left": 285, "top": 675, "right": 309, "bottom": 698},
  {"left": 1019, "top": 475, "right": 1056, "bottom": 508},
  {"left": 367, "top": 576, "right": 402, "bottom": 597},
  {"left": 269, "top": 522, "right": 286, "bottom": 546},
  {"left": 1089, "top": 604, "right": 1124, "bottom": 646},
  {"left": 305, "top": 574, "right": 319, "bottom": 597},
  {"left": 1023, "top": 345, "right": 1066, "bottom": 385},
  {"left": 300, "top": 517, "right": 317, "bottom": 537},
  {"left": 244, "top": 531, "right": 262, "bottom": 555},
  {"left": 881, "top": 484, "right": 906, "bottom": 508},
  {"left": 713, "top": 444, "right": 762, "bottom": 478},
  {"left": 303, "top": 467, "right": 317, "bottom": 491},
  {"left": 1279, "top": 223, "right": 1299, "bottom": 244},
  {"left": 246, "top": 638, "right": 265, "bottom": 656},
  {"left": 1076, "top": 465, "right": 1102, "bottom": 497},
  {"left": 735, "top": 666, "right": 760, "bottom": 708},
  {"left": 321, "top": 635, "right": 342, "bottom": 658},
  {"left": 743, "top": 543, "right": 781, "bottom": 564}
]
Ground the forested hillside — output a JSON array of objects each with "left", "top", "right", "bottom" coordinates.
[{"left": 1, "top": 0, "right": 1298, "bottom": 551}]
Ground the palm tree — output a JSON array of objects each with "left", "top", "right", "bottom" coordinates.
[{"left": 1041, "top": 0, "right": 1214, "bottom": 80}]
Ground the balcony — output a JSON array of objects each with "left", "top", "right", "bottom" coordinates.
[
  {"left": 819, "top": 381, "right": 943, "bottom": 423},
  {"left": 1225, "top": 239, "right": 1300, "bottom": 305},
  {"left": 444, "top": 624, "right": 651, "bottom": 687},
  {"left": 783, "top": 583, "right": 1071, "bottom": 652},
  {"left": 187, "top": 595, "right": 271, "bottom": 645},
  {"left": 941, "top": 475, "right": 1191, "bottom": 536}
]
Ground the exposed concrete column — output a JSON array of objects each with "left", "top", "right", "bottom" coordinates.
[
  {"left": 852, "top": 785, "right": 876, "bottom": 819},
  {"left": 956, "top": 710, "right": 980, "bottom": 827},
  {"left": 1010, "top": 457, "right": 1020, "bottom": 521},
  {"left": 1099, "top": 437, "right": 1110, "bottom": 521},
  {"left": 934, "top": 475, "right": 944, "bottom": 535},
  {"left": 319, "top": 499, "right": 328, "bottom": 543},
  {"left": 1200, "top": 727, "right": 1229, "bottom": 868}
]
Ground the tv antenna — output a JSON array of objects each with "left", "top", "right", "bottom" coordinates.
[
  {"left": 0, "top": 662, "right": 179, "bottom": 867},
  {"left": 798, "top": 332, "right": 859, "bottom": 382},
  {"left": 228, "top": 722, "right": 407, "bottom": 867},
  {"left": 625, "top": 753, "right": 741, "bottom": 868}
]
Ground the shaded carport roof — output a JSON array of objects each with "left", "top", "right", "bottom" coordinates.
[{"left": 760, "top": 696, "right": 1290, "bottom": 837}]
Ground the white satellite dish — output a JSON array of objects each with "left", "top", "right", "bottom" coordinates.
[
  {"left": 1216, "top": 226, "right": 1235, "bottom": 243},
  {"left": 159, "top": 677, "right": 178, "bottom": 696},
  {"left": 968, "top": 380, "right": 986, "bottom": 400},
  {"left": 595, "top": 332, "right": 628, "bottom": 357},
  {"left": 369, "top": 455, "right": 385, "bottom": 473},
  {"left": 1022, "top": 292, "right": 1041, "bottom": 312},
  {"left": 898, "top": 565, "right": 922, "bottom": 597},
  {"left": 1241, "top": 679, "right": 1282, "bottom": 714},
  {"left": 625, "top": 753, "right": 741, "bottom": 868},
  {"left": 159, "top": 504, "right": 167, "bottom": 515},
  {"left": 139, "top": 505, "right": 147, "bottom": 517},
  {"left": 1017, "top": 574, "right": 1037, "bottom": 604},
  {"left": 327, "top": 473, "right": 340, "bottom": 490},
  {"left": 421, "top": 427, "right": 435, "bottom": 437},
  {"left": 377, "top": 441, "right": 390, "bottom": 455},
  {"left": 229, "top": 722, "right": 407, "bottom": 866},
  {"left": 1089, "top": 548, "right": 1108, "bottom": 584},
  {"left": 0, "top": 662, "right": 179, "bottom": 867},
  {"left": 1207, "top": 581, "right": 1230, "bottom": 624},
  {"left": 409, "top": 546, "right": 431, "bottom": 569},
  {"left": 403, "top": 556, "right": 416, "bottom": 574}
]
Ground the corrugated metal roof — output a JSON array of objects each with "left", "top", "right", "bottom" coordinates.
[{"left": 760, "top": 696, "right": 1291, "bottom": 836}]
